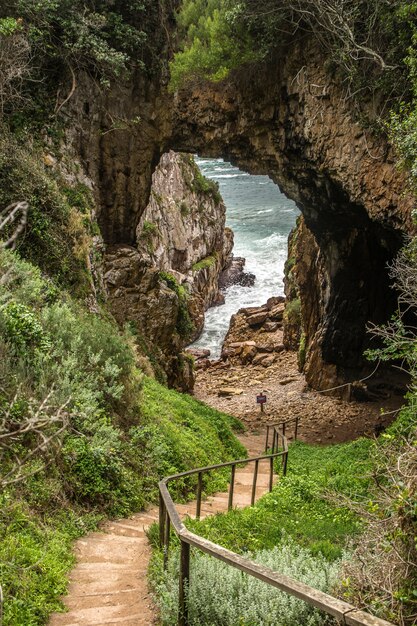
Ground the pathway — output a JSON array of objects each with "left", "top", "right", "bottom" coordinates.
[{"left": 49, "top": 431, "right": 271, "bottom": 626}]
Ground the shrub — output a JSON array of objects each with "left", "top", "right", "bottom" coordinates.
[
  {"left": 152, "top": 536, "right": 341, "bottom": 625},
  {"left": 159, "top": 271, "right": 195, "bottom": 340}
]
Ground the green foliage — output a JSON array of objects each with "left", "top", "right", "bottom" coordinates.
[
  {"left": 0, "top": 301, "right": 51, "bottom": 356},
  {"left": 0, "top": 247, "right": 244, "bottom": 624},
  {"left": 285, "top": 297, "right": 301, "bottom": 325},
  {"left": 0, "top": 133, "right": 93, "bottom": 291},
  {"left": 191, "top": 168, "right": 222, "bottom": 203},
  {"left": 133, "top": 377, "right": 245, "bottom": 501},
  {"left": 170, "top": 0, "right": 257, "bottom": 90},
  {"left": 192, "top": 254, "right": 217, "bottom": 272},
  {"left": 138, "top": 220, "right": 159, "bottom": 253},
  {"left": 185, "top": 439, "right": 370, "bottom": 560},
  {"left": 0, "top": 502, "right": 100, "bottom": 626},
  {"left": 0, "top": 17, "right": 22, "bottom": 36},
  {"left": 159, "top": 271, "right": 195, "bottom": 339},
  {"left": 2, "top": 0, "right": 160, "bottom": 79},
  {"left": 151, "top": 536, "right": 341, "bottom": 625},
  {"left": 298, "top": 331, "right": 307, "bottom": 370}
]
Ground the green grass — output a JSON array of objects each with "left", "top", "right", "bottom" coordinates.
[{"left": 185, "top": 438, "right": 373, "bottom": 560}]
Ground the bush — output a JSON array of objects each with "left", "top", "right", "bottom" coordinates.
[
  {"left": 0, "top": 134, "right": 93, "bottom": 291},
  {"left": 151, "top": 536, "right": 341, "bottom": 625},
  {"left": 159, "top": 271, "right": 195, "bottom": 340}
]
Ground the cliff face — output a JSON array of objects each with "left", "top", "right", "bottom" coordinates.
[
  {"left": 64, "top": 25, "right": 414, "bottom": 392},
  {"left": 171, "top": 40, "right": 414, "bottom": 390},
  {"left": 104, "top": 151, "right": 233, "bottom": 389},
  {"left": 136, "top": 151, "right": 233, "bottom": 338}
]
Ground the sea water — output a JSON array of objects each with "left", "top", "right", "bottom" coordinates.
[{"left": 190, "top": 158, "right": 299, "bottom": 359}]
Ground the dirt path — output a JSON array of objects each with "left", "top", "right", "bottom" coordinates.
[{"left": 49, "top": 432, "right": 269, "bottom": 626}]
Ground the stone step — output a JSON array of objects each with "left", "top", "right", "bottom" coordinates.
[{"left": 48, "top": 431, "right": 268, "bottom": 626}]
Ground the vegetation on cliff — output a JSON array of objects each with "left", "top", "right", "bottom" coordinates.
[{"left": 170, "top": 1, "right": 416, "bottom": 106}]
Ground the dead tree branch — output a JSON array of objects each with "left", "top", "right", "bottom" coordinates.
[{"left": 0, "top": 202, "right": 29, "bottom": 250}]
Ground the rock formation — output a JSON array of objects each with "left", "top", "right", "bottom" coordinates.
[
  {"left": 220, "top": 298, "right": 286, "bottom": 369},
  {"left": 104, "top": 151, "right": 234, "bottom": 389},
  {"left": 63, "top": 18, "right": 415, "bottom": 393},
  {"left": 171, "top": 40, "right": 415, "bottom": 391}
]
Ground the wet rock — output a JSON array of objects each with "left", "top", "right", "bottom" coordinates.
[{"left": 219, "top": 256, "right": 255, "bottom": 289}]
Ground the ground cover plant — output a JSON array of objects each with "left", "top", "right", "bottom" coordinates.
[
  {"left": 149, "top": 437, "right": 372, "bottom": 625},
  {"left": 150, "top": 411, "right": 417, "bottom": 625},
  {"left": 0, "top": 243, "right": 245, "bottom": 625}
]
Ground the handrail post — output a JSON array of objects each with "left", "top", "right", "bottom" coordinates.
[
  {"left": 251, "top": 459, "right": 259, "bottom": 506},
  {"left": 196, "top": 472, "right": 203, "bottom": 520},
  {"left": 179, "top": 539, "right": 190, "bottom": 626},
  {"left": 163, "top": 513, "right": 170, "bottom": 570},
  {"left": 282, "top": 421, "right": 286, "bottom": 438},
  {"left": 265, "top": 425, "right": 269, "bottom": 452},
  {"left": 294, "top": 416, "right": 299, "bottom": 441},
  {"left": 228, "top": 464, "right": 236, "bottom": 511},
  {"left": 269, "top": 455, "right": 274, "bottom": 492},
  {"left": 159, "top": 492, "right": 166, "bottom": 549},
  {"left": 283, "top": 450, "right": 288, "bottom": 477}
]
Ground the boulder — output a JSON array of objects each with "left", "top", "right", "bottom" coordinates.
[
  {"left": 246, "top": 311, "right": 269, "bottom": 327},
  {"left": 218, "top": 387, "right": 244, "bottom": 397}
]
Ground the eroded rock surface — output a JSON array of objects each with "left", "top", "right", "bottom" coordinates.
[
  {"left": 105, "top": 151, "right": 234, "bottom": 389},
  {"left": 171, "top": 40, "right": 414, "bottom": 390}
]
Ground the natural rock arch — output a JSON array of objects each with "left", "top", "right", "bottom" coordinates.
[
  {"left": 67, "top": 39, "right": 413, "bottom": 392},
  {"left": 168, "top": 41, "right": 413, "bottom": 390}
]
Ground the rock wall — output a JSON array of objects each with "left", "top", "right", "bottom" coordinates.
[
  {"left": 104, "top": 151, "right": 233, "bottom": 389},
  {"left": 171, "top": 40, "right": 415, "bottom": 390},
  {"left": 63, "top": 16, "right": 415, "bottom": 393},
  {"left": 136, "top": 151, "right": 233, "bottom": 339}
]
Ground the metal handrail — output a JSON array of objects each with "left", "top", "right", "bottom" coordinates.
[{"left": 158, "top": 418, "right": 394, "bottom": 626}]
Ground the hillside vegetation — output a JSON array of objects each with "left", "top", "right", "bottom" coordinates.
[{"left": 0, "top": 200, "right": 244, "bottom": 624}]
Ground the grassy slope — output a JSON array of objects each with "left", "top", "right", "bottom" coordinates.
[
  {"left": 186, "top": 439, "right": 372, "bottom": 560},
  {"left": 0, "top": 243, "right": 244, "bottom": 625}
]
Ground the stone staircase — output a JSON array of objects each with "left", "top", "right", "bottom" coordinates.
[{"left": 49, "top": 431, "right": 272, "bottom": 626}]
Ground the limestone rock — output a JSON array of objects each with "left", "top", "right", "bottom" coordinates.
[{"left": 218, "top": 387, "right": 244, "bottom": 397}]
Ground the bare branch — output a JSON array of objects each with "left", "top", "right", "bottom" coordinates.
[{"left": 0, "top": 202, "right": 29, "bottom": 250}]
